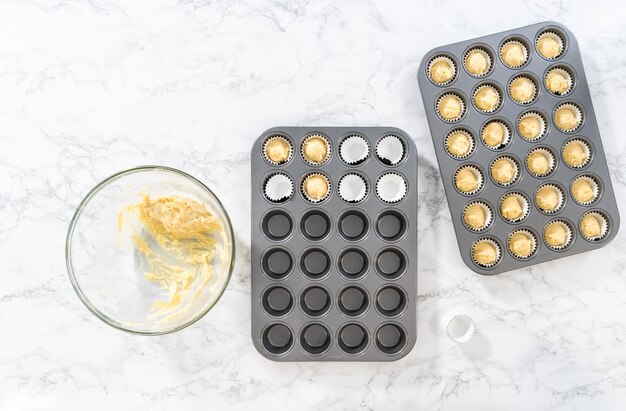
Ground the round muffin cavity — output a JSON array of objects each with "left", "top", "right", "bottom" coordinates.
[
  {"left": 445, "top": 129, "right": 475, "bottom": 159},
  {"left": 536, "top": 30, "right": 564, "bottom": 60},
  {"left": 535, "top": 183, "right": 564, "bottom": 214},
  {"left": 263, "top": 135, "right": 293, "bottom": 165},
  {"left": 464, "top": 47, "right": 492, "bottom": 77},
  {"left": 554, "top": 102, "right": 583, "bottom": 133},
  {"left": 508, "top": 229, "right": 537, "bottom": 259},
  {"left": 376, "top": 172, "right": 407, "bottom": 204},
  {"left": 301, "top": 172, "right": 331, "bottom": 203},
  {"left": 500, "top": 39, "right": 528, "bottom": 68},
  {"left": 579, "top": 211, "right": 609, "bottom": 241},
  {"left": 428, "top": 55, "right": 457, "bottom": 85},
  {"left": 338, "top": 173, "right": 368, "bottom": 203},
  {"left": 454, "top": 165, "right": 483, "bottom": 195},
  {"left": 437, "top": 93, "right": 465, "bottom": 122},
  {"left": 562, "top": 138, "right": 591, "bottom": 168},
  {"left": 509, "top": 75, "right": 537, "bottom": 104},
  {"left": 544, "top": 219, "right": 573, "bottom": 250},
  {"left": 490, "top": 156, "right": 519, "bottom": 186},
  {"left": 571, "top": 175, "right": 600, "bottom": 205},
  {"left": 545, "top": 66, "right": 573, "bottom": 96},
  {"left": 463, "top": 201, "right": 492, "bottom": 232},
  {"left": 526, "top": 147, "right": 555, "bottom": 177},
  {"left": 499, "top": 192, "right": 529, "bottom": 223},
  {"left": 264, "top": 173, "right": 294, "bottom": 203},
  {"left": 471, "top": 237, "right": 501, "bottom": 268},
  {"left": 301, "top": 134, "right": 331, "bottom": 165},
  {"left": 339, "top": 135, "right": 370, "bottom": 165},
  {"left": 518, "top": 111, "right": 547, "bottom": 141},
  {"left": 481, "top": 120, "right": 510, "bottom": 150},
  {"left": 473, "top": 84, "right": 501, "bottom": 113}
]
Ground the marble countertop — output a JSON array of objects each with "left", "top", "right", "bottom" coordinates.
[{"left": 2, "top": 0, "right": 626, "bottom": 409}]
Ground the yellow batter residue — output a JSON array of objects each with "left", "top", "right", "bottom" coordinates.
[{"left": 118, "top": 194, "right": 223, "bottom": 320}]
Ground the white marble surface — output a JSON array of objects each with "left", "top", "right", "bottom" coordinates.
[{"left": 2, "top": 0, "right": 626, "bottom": 409}]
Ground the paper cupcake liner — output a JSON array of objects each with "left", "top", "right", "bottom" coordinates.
[
  {"left": 446, "top": 314, "right": 476, "bottom": 344},
  {"left": 544, "top": 219, "right": 573, "bottom": 250},
  {"left": 481, "top": 120, "right": 511, "bottom": 150},
  {"left": 376, "top": 134, "right": 405, "bottom": 165},
  {"left": 508, "top": 228, "right": 538, "bottom": 259},
  {"left": 535, "top": 183, "right": 564, "bottom": 214},
  {"left": 499, "top": 192, "right": 529, "bottom": 223},
  {"left": 454, "top": 165, "right": 483, "bottom": 195},
  {"left": 264, "top": 173, "right": 294, "bottom": 203},
  {"left": 427, "top": 55, "right": 457, "bottom": 86},
  {"left": 436, "top": 93, "right": 466, "bottom": 122},
  {"left": 376, "top": 172, "right": 408, "bottom": 204},
  {"left": 301, "top": 134, "right": 331, "bottom": 166},
  {"left": 472, "top": 84, "right": 501, "bottom": 113},
  {"left": 462, "top": 201, "right": 493, "bottom": 232},
  {"left": 580, "top": 211, "right": 609, "bottom": 241},
  {"left": 536, "top": 31, "right": 564, "bottom": 60},
  {"left": 571, "top": 175, "right": 600, "bottom": 206},
  {"left": 517, "top": 111, "right": 547, "bottom": 141},
  {"left": 545, "top": 66, "right": 573, "bottom": 96},
  {"left": 490, "top": 155, "right": 519, "bottom": 186},
  {"left": 526, "top": 147, "right": 555, "bottom": 177},
  {"left": 338, "top": 173, "right": 368, "bottom": 203},
  {"left": 464, "top": 47, "right": 492, "bottom": 77},
  {"left": 500, "top": 39, "right": 529, "bottom": 69},
  {"left": 562, "top": 138, "right": 592, "bottom": 169},
  {"left": 301, "top": 172, "right": 331, "bottom": 203},
  {"left": 445, "top": 129, "right": 475, "bottom": 159},
  {"left": 263, "top": 135, "right": 293, "bottom": 166},
  {"left": 508, "top": 75, "right": 537, "bottom": 105},
  {"left": 554, "top": 102, "right": 583, "bottom": 133},
  {"left": 339, "top": 135, "right": 370, "bottom": 165},
  {"left": 471, "top": 237, "right": 502, "bottom": 268}
]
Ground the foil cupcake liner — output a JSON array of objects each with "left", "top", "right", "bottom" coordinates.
[
  {"left": 445, "top": 129, "right": 475, "bottom": 159},
  {"left": 508, "top": 75, "right": 537, "bottom": 105},
  {"left": 571, "top": 175, "right": 600, "bottom": 206},
  {"left": 462, "top": 201, "right": 493, "bottom": 232},
  {"left": 338, "top": 173, "right": 368, "bottom": 203},
  {"left": 562, "top": 138, "right": 592, "bottom": 169},
  {"left": 545, "top": 66, "right": 573, "bottom": 96},
  {"left": 471, "top": 237, "right": 502, "bottom": 268},
  {"left": 499, "top": 192, "right": 529, "bottom": 223},
  {"left": 526, "top": 147, "right": 555, "bottom": 177},
  {"left": 264, "top": 173, "right": 294, "bottom": 203},
  {"left": 427, "top": 55, "right": 457, "bottom": 86},
  {"left": 339, "top": 135, "right": 370, "bottom": 165},
  {"left": 301, "top": 172, "right": 331, "bottom": 203},
  {"left": 472, "top": 83, "right": 501, "bottom": 113},
  {"left": 500, "top": 39, "right": 528, "bottom": 69},
  {"left": 579, "top": 211, "right": 609, "bottom": 241},
  {"left": 508, "top": 228, "right": 538, "bottom": 260},
  {"left": 481, "top": 120, "right": 511, "bottom": 150},
  {"left": 436, "top": 93, "right": 466, "bottom": 122},
  {"left": 454, "top": 165, "right": 483, "bottom": 195},
  {"left": 464, "top": 47, "right": 492, "bottom": 77},
  {"left": 554, "top": 102, "right": 583, "bottom": 133},
  {"left": 376, "top": 172, "right": 408, "bottom": 204},
  {"left": 263, "top": 135, "right": 293, "bottom": 166},
  {"left": 536, "top": 31, "right": 564, "bottom": 60},
  {"left": 376, "top": 134, "right": 405, "bottom": 165},
  {"left": 301, "top": 134, "right": 331, "bottom": 166},
  {"left": 535, "top": 183, "right": 564, "bottom": 214},
  {"left": 517, "top": 111, "right": 547, "bottom": 141},
  {"left": 544, "top": 219, "right": 573, "bottom": 250},
  {"left": 490, "top": 155, "right": 519, "bottom": 186}
]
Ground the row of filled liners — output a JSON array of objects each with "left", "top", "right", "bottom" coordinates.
[
  {"left": 427, "top": 28, "right": 568, "bottom": 86},
  {"left": 470, "top": 210, "right": 611, "bottom": 268},
  {"left": 261, "top": 320, "right": 408, "bottom": 357},
  {"left": 263, "top": 170, "right": 408, "bottom": 204},
  {"left": 263, "top": 133, "right": 406, "bottom": 167}
]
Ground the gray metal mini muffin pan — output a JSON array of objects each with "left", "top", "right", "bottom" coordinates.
[
  {"left": 417, "top": 21, "right": 620, "bottom": 275},
  {"left": 251, "top": 127, "right": 417, "bottom": 361}
]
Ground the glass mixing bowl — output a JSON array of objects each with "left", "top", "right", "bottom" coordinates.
[{"left": 66, "top": 166, "right": 235, "bottom": 335}]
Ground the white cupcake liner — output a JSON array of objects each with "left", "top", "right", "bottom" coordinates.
[
  {"left": 436, "top": 93, "right": 466, "bottom": 122},
  {"left": 554, "top": 102, "right": 583, "bottom": 133},
  {"left": 517, "top": 111, "right": 547, "bottom": 141},
  {"left": 462, "top": 201, "right": 493, "bottom": 232},
  {"left": 535, "top": 183, "right": 564, "bottom": 214},
  {"left": 499, "top": 192, "right": 529, "bottom": 223},
  {"left": 264, "top": 173, "right": 294, "bottom": 203},
  {"left": 376, "top": 172, "right": 408, "bottom": 204},
  {"left": 376, "top": 134, "right": 405, "bottom": 165},
  {"left": 509, "top": 75, "right": 537, "bottom": 105},
  {"left": 490, "top": 155, "right": 519, "bottom": 186},
  {"left": 445, "top": 129, "right": 475, "bottom": 159},
  {"left": 536, "top": 31, "right": 564, "bottom": 60},
  {"left": 580, "top": 211, "right": 609, "bottom": 241},
  {"left": 454, "top": 165, "right": 483, "bottom": 195},
  {"left": 545, "top": 66, "right": 573, "bottom": 96},
  {"left": 263, "top": 135, "right": 293, "bottom": 166},
  {"left": 472, "top": 84, "right": 501, "bottom": 113},
  {"left": 338, "top": 173, "right": 368, "bottom": 203},
  {"left": 340, "top": 135, "right": 370, "bottom": 165},
  {"left": 446, "top": 314, "right": 476, "bottom": 344},
  {"left": 301, "top": 172, "right": 331, "bottom": 203},
  {"left": 471, "top": 237, "right": 502, "bottom": 268},
  {"left": 571, "top": 175, "right": 600, "bottom": 206},
  {"left": 464, "top": 47, "right": 492, "bottom": 77},
  {"left": 562, "top": 138, "right": 592, "bottom": 169},
  {"left": 500, "top": 39, "right": 529, "bottom": 68},
  {"left": 526, "top": 147, "right": 555, "bottom": 177},
  {"left": 427, "top": 55, "right": 457, "bottom": 86},
  {"left": 544, "top": 219, "right": 573, "bottom": 250},
  {"left": 481, "top": 120, "right": 511, "bottom": 150},
  {"left": 301, "top": 134, "right": 331, "bottom": 165},
  {"left": 508, "top": 228, "right": 538, "bottom": 259}
]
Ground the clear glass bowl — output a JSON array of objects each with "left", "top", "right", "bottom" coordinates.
[{"left": 66, "top": 166, "right": 235, "bottom": 335}]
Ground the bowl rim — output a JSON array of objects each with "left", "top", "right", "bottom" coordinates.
[{"left": 65, "top": 165, "right": 236, "bottom": 336}]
